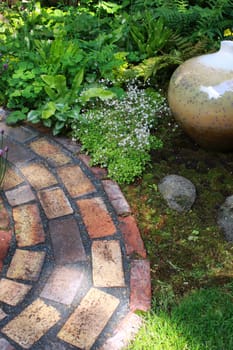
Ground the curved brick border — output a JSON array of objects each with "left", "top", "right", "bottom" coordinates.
[{"left": 0, "top": 108, "right": 151, "bottom": 350}]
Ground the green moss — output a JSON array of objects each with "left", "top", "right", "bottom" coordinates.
[{"left": 121, "top": 128, "right": 233, "bottom": 308}]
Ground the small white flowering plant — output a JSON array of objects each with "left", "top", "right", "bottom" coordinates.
[{"left": 72, "top": 81, "right": 170, "bottom": 183}]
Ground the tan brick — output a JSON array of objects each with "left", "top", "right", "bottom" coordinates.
[
  {"left": 2, "top": 167, "right": 24, "bottom": 191},
  {"left": 0, "top": 279, "right": 31, "bottom": 306},
  {"left": 58, "top": 288, "right": 119, "bottom": 350},
  {"left": 5, "top": 185, "right": 35, "bottom": 206},
  {"left": 92, "top": 240, "right": 125, "bottom": 287},
  {"left": 40, "top": 265, "right": 85, "bottom": 305},
  {"left": 57, "top": 165, "right": 95, "bottom": 197},
  {"left": 7, "top": 249, "right": 45, "bottom": 281},
  {"left": 13, "top": 204, "right": 45, "bottom": 247},
  {"left": 77, "top": 197, "right": 116, "bottom": 238},
  {"left": 20, "top": 163, "right": 57, "bottom": 190},
  {"left": 30, "top": 138, "right": 71, "bottom": 166},
  {"left": 130, "top": 260, "right": 151, "bottom": 312},
  {"left": 38, "top": 187, "right": 73, "bottom": 219},
  {"left": 99, "top": 312, "right": 143, "bottom": 350},
  {"left": 0, "top": 200, "right": 10, "bottom": 229},
  {"left": 2, "top": 298, "right": 60, "bottom": 349},
  {"left": 0, "top": 308, "right": 7, "bottom": 321},
  {"left": 118, "top": 215, "right": 147, "bottom": 258}
]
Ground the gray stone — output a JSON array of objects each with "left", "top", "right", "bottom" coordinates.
[
  {"left": 218, "top": 195, "right": 233, "bottom": 242},
  {"left": 158, "top": 174, "right": 196, "bottom": 212}
]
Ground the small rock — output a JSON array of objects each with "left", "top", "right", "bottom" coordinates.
[
  {"left": 218, "top": 195, "right": 233, "bottom": 242},
  {"left": 158, "top": 174, "right": 196, "bottom": 212}
]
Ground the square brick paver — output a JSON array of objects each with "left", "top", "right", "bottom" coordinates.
[
  {"left": 40, "top": 265, "right": 85, "bottom": 305},
  {"left": 92, "top": 240, "right": 125, "bottom": 287},
  {"left": 38, "top": 187, "right": 73, "bottom": 219},
  {"left": 21, "top": 163, "right": 57, "bottom": 190},
  {"left": 13, "top": 204, "right": 45, "bottom": 247},
  {"left": 30, "top": 138, "right": 71, "bottom": 166},
  {"left": 57, "top": 165, "right": 95, "bottom": 198},
  {"left": 77, "top": 197, "right": 116, "bottom": 238},
  {"left": 2, "top": 298, "right": 60, "bottom": 349},
  {"left": 5, "top": 185, "right": 35, "bottom": 206},
  {"left": 49, "top": 217, "right": 87, "bottom": 264},
  {"left": 0, "top": 279, "right": 31, "bottom": 306},
  {"left": 58, "top": 288, "right": 119, "bottom": 350},
  {"left": 7, "top": 249, "right": 46, "bottom": 281}
]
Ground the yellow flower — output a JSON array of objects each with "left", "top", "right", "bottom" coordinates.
[{"left": 224, "top": 28, "right": 233, "bottom": 37}]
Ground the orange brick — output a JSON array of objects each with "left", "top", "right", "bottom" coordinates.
[
  {"left": 21, "top": 163, "right": 57, "bottom": 190},
  {"left": 77, "top": 197, "right": 116, "bottom": 238}
]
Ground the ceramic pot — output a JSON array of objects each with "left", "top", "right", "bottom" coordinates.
[{"left": 168, "top": 41, "right": 233, "bottom": 151}]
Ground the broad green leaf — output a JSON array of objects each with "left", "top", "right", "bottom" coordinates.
[
  {"left": 80, "top": 87, "right": 116, "bottom": 103},
  {"left": 41, "top": 101, "right": 56, "bottom": 119},
  {"left": 72, "top": 68, "right": 84, "bottom": 91},
  {"left": 44, "top": 86, "right": 57, "bottom": 100},
  {"left": 6, "top": 111, "right": 26, "bottom": 124},
  {"left": 27, "top": 110, "right": 41, "bottom": 123}
]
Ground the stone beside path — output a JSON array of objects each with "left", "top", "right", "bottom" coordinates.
[{"left": 0, "top": 113, "right": 151, "bottom": 350}]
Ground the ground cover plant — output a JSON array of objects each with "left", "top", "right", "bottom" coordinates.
[{"left": 1, "top": 0, "right": 233, "bottom": 348}]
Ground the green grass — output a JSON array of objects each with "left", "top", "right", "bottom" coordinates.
[{"left": 128, "top": 284, "right": 233, "bottom": 350}]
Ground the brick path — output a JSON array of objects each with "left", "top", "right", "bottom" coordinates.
[{"left": 0, "top": 111, "right": 151, "bottom": 350}]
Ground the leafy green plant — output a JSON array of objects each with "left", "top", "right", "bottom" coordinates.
[
  {"left": 72, "top": 81, "right": 169, "bottom": 183},
  {"left": 0, "top": 130, "right": 8, "bottom": 188}
]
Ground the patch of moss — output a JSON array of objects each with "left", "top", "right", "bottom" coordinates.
[{"left": 121, "top": 128, "right": 233, "bottom": 308}]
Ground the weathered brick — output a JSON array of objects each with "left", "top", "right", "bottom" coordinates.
[
  {"left": 99, "top": 312, "right": 143, "bottom": 350},
  {"left": 77, "top": 197, "right": 116, "bottom": 238},
  {"left": 58, "top": 288, "right": 119, "bottom": 350},
  {"left": 2, "top": 298, "right": 60, "bottom": 349},
  {"left": 2, "top": 167, "right": 24, "bottom": 191},
  {"left": 40, "top": 265, "right": 85, "bottom": 305},
  {"left": 0, "top": 200, "right": 10, "bottom": 229},
  {"left": 38, "top": 187, "right": 73, "bottom": 219},
  {"left": 0, "top": 230, "right": 12, "bottom": 260},
  {"left": 7, "top": 249, "right": 45, "bottom": 281},
  {"left": 13, "top": 203, "right": 45, "bottom": 247},
  {"left": 0, "top": 279, "right": 31, "bottom": 306},
  {"left": 92, "top": 240, "right": 125, "bottom": 287},
  {"left": 118, "top": 215, "right": 147, "bottom": 258},
  {"left": 20, "top": 163, "right": 57, "bottom": 190},
  {"left": 57, "top": 165, "right": 95, "bottom": 197},
  {"left": 49, "top": 217, "right": 87, "bottom": 264},
  {"left": 0, "top": 337, "right": 16, "bottom": 350},
  {"left": 1, "top": 125, "right": 38, "bottom": 142},
  {"left": 6, "top": 139, "right": 35, "bottom": 164},
  {"left": 130, "top": 260, "right": 151, "bottom": 312},
  {"left": 79, "top": 154, "right": 108, "bottom": 179},
  {"left": 102, "top": 180, "right": 131, "bottom": 216},
  {"left": 30, "top": 138, "right": 71, "bottom": 166},
  {"left": 5, "top": 185, "right": 35, "bottom": 206}
]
